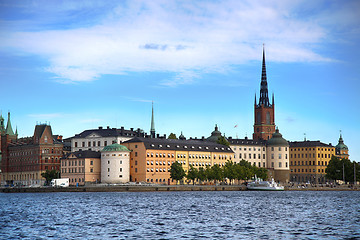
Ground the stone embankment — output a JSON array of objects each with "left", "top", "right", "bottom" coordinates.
[{"left": 1, "top": 184, "right": 359, "bottom": 193}]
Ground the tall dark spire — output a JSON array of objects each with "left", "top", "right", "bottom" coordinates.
[
  {"left": 150, "top": 101, "right": 155, "bottom": 138},
  {"left": 258, "top": 44, "right": 270, "bottom": 107}
]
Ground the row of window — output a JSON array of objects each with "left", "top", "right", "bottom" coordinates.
[
  {"left": 8, "top": 173, "right": 39, "bottom": 181},
  {"left": 62, "top": 160, "right": 85, "bottom": 167},
  {"left": 62, "top": 167, "right": 85, "bottom": 174},
  {"left": 290, "top": 161, "right": 328, "bottom": 166},
  {"left": 233, "top": 147, "right": 265, "bottom": 151},
  {"left": 291, "top": 148, "right": 334, "bottom": 152},
  {"left": 146, "top": 178, "right": 173, "bottom": 183},
  {"left": 147, "top": 152, "right": 174, "bottom": 158},
  {"left": 147, "top": 161, "right": 173, "bottom": 166},
  {"left": 147, "top": 168, "right": 170, "bottom": 172},
  {"left": 270, "top": 162, "right": 288, "bottom": 168},
  {"left": 291, "top": 168, "right": 325, "bottom": 173},
  {"left": 290, "top": 153, "right": 332, "bottom": 159}
]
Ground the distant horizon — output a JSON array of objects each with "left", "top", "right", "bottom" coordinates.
[{"left": 1, "top": 0, "right": 359, "bottom": 162}]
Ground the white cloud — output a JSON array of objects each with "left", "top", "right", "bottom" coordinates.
[{"left": 1, "top": 0, "right": 340, "bottom": 84}]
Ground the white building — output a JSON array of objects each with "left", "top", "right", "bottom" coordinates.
[
  {"left": 101, "top": 143, "right": 131, "bottom": 184},
  {"left": 228, "top": 137, "right": 267, "bottom": 168},
  {"left": 70, "top": 126, "right": 144, "bottom": 152}
]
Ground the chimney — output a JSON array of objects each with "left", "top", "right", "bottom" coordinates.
[
  {"left": 107, "top": 126, "right": 110, "bottom": 129},
  {"left": 98, "top": 126, "right": 103, "bottom": 129},
  {"left": 156, "top": 134, "right": 160, "bottom": 138},
  {"left": 130, "top": 128, "right": 134, "bottom": 131}
]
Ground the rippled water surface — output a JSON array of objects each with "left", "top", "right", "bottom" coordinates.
[{"left": 0, "top": 191, "right": 359, "bottom": 239}]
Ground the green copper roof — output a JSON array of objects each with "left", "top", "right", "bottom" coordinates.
[
  {"left": 5, "top": 112, "right": 15, "bottom": 136},
  {"left": 207, "top": 124, "right": 222, "bottom": 142},
  {"left": 336, "top": 134, "right": 348, "bottom": 150},
  {"left": 266, "top": 128, "right": 289, "bottom": 146},
  {"left": 102, "top": 143, "right": 130, "bottom": 152}
]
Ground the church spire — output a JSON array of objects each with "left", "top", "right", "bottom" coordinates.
[
  {"left": 150, "top": 102, "right": 155, "bottom": 138},
  {"left": 259, "top": 44, "right": 270, "bottom": 107},
  {"left": 5, "top": 112, "right": 15, "bottom": 136}
]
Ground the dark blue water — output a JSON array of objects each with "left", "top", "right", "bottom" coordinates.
[{"left": 0, "top": 191, "right": 359, "bottom": 239}]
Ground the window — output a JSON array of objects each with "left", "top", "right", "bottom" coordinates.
[
  {"left": 120, "top": 160, "right": 122, "bottom": 164},
  {"left": 271, "top": 162, "right": 274, "bottom": 168},
  {"left": 135, "top": 161, "right": 137, "bottom": 165},
  {"left": 90, "top": 168, "right": 93, "bottom": 173},
  {"left": 279, "top": 147, "right": 281, "bottom": 151},
  {"left": 75, "top": 142, "right": 78, "bottom": 148},
  {"left": 279, "top": 162, "right": 282, "bottom": 167},
  {"left": 90, "top": 161, "right": 93, "bottom": 165},
  {"left": 286, "top": 162, "right": 288, "bottom": 168},
  {"left": 279, "top": 154, "right": 282, "bottom": 159},
  {"left": 82, "top": 142, "right": 85, "bottom": 147},
  {"left": 120, "top": 168, "right": 122, "bottom": 172},
  {"left": 135, "top": 168, "right": 138, "bottom": 173},
  {"left": 135, "top": 145, "right": 138, "bottom": 148},
  {"left": 271, "top": 147, "right": 274, "bottom": 151},
  {"left": 98, "top": 141, "right": 101, "bottom": 146},
  {"left": 271, "top": 154, "right": 274, "bottom": 159},
  {"left": 104, "top": 141, "right": 107, "bottom": 147},
  {"left": 108, "top": 168, "right": 110, "bottom": 172},
  {"left": 135, "top": 152, "right": 138, "bottom": 157}
]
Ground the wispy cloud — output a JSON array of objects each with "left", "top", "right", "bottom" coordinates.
[
  {"left": 1, "top": 0, "right": 352, "bottom": 84},
  {"left": 28, "top": 113, "right": 67, "bottom": 119}
]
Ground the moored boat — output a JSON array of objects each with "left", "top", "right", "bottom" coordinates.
[{"left": 247, "top": 176, "right": 284, "bottom": 191}]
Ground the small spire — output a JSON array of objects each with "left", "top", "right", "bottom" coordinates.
[
  {"left": 304, "top": 133, "right": 306, "bottom": 141},
  {"left": 150, "top": 101, "right": 155, "bottom": 138},
  {"left": 254, "top": 93, "right": 257, "bottom": 106},
  {"left": 272, "top": 93, "right": 274, "bottom": 105},
  {"left": 5, "top": 111, "right": 15, "bottom": 136}
]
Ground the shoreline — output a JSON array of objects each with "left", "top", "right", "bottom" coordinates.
[{"left": 1, "top": 184, "right": 359, "bottom": 193}]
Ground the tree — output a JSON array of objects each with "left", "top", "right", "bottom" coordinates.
[
  {"left": 168, "top": 133, "right": 177, "bottom": 139},
  {"left": 211, "top": 164, "right": 224, "bottom": 184},
  {"left": 224, "top": 161, "right": 236, "bottom": 184},
  {"left": 326, "top": 156, "right": 358, "bottom": 183},
  {"left": 41, "top": 169, "right": 59, "bottom": 185},
  {"left": 170, "top": 161, "right": 186, "bottom": 184},
  {"left": 216, "top": 136, "right": 230, "bottom": 147},
  {"left": 197, "top": 167, "right": 207, "bottom": 184},
  {"left": 254, "top": 167, "right": 268, "bottom": 181},
  {"left": 187, "top": 166, "right": 198, "bottom": 185}
]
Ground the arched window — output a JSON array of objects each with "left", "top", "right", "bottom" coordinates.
[
  {"left": 266, "top": 112, "right": 270, "bottom": 125},
  {"left": 257, "top": 112, "right": 261, "bottom": 124}
]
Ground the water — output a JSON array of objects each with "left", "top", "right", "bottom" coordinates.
[{"left": 0, "top": 191, "right": 359, "bottom": 239}]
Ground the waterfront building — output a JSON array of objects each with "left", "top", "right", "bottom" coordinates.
[
  {"left": 289, "top": 141, "right": 335, "bottom": 183},
  {"left": 253, "top": 46, "right": 275, "bottom": 141},
  {"left": 335, "top": 133, "right": 349, "bottom": 159},
  {"left": 70, "top": 126, "right": 144, "bottom": 152},
  {"left": 1, "top": 123, "right": 63, "bottom": 186},
  {"left": 61, "top": 150, "right": 101, "bottom": 186},
  {"left": 123, "top": 137, "right": 234, "bottom": 185},
  {"left": 266, "top": 128, "right": 290, "bottom": 182},
  {"left": 228, "top": 137, "right": 267, "bottom": 167},
  {"left": 101, "top": 143, "right": 131, "bottom": 184}
]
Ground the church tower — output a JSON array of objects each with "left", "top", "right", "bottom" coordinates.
[{"left": 253, "top": 46, "right": 275, "bottom": 140}]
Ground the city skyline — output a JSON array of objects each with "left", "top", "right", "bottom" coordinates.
[{"left": 0, "top": 0, "right": 359, "bottom": 162}]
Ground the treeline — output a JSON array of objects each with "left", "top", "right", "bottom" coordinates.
[
  {"left": 170, "top": 160, "right": 268, "bottom": 185},
  {"left": 326, "top": 156, "right": 360, "bottom": 183}
]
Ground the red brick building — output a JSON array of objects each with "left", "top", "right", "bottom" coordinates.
[
  {"left": 253, "top": 47, "right": 276, "bottom": 140},
  {"left": 1, "top": 123, "right": 63, "bottom": 186}
]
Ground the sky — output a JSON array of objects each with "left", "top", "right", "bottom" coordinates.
[{"left": 0, "top": 0, "right": 359, "bottom": 161}]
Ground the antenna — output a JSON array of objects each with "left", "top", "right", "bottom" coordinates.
[{"left": 304, "top": 133, "right": 306, "bottom": 141}]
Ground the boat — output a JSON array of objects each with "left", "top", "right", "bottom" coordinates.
[{"left": 247, "top": 176, "right": 284, "bottom": 191}]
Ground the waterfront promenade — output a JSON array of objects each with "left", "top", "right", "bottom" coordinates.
[{"left": 1, "top": 183, "right": 359, "bottom": 193}]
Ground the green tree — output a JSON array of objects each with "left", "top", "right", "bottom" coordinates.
[
  {"left": 187, "top": 166, "right": 198, "bottom": 185},
  {"left": 168, "top": 133, "right": 177, "bottom": 139},
  {"left": 41, "top": 169, "right": 59, "bottom": 185},
  {"left": 224, "top": 161, "right": 236, "bottom": 184},
  {"left": 326, "top": 156, "right": 358, "bottom": 183},
  {"left": 170, "top": 161, "right": 186, "bottom": 184},
  {"left": 216, "top": 136, "right": 230, "bottom": 147},
  {"left": 211, "top": 164, "right": 224, "bottom": 184},
  {"left": 197, "top": 167, "right": 207, "bottom": 184},
  {"left": 254, "top": 167, "right": 268, "bottom": 181}
]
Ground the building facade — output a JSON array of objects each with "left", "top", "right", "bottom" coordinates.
[
  {"left": 1, "top": 124, "right": 63, "bottom": 186},
  {"left": 123, "top": 137, "right": 234, "bottom": 185},
  {"left": 228, "top": 137, "right": 267, "bottom": 167},
  {"left": 61, "top": 150, "right": 101, "bottom": 186},
  {"left": 70, "top": 126, "right": 144, "bottom": 152},
  {"left": 289, "top": 141, "right": 336, "bottom": 183},
  {"left": 101, "top": 143, "right": 131, "bottom": 184},
  {"left": 335, "top": 133, "right": 349, "bottom": 159},
  {"left": 253, "top": 47, "right": 275, "bottom": 140}
]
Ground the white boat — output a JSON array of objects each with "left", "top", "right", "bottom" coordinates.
[{"left": 247, "top": 176, "right": 284, "bottom": 191}]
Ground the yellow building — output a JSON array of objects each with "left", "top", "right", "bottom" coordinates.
[
  {"left": 123, "top": 137, "right": 234, "bottom": 185},
  {"left": 61, "top": 150, "right": 101, "bottom": 186},
  {"left": 289, "top": 141, "right": 335, "bottom": 183}
]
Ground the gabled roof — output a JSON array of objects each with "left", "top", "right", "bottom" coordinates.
[
  {"left": 66, "top": 150, "right": 101, "bottom": 159},
  {"left": 289, "top": 141, "right": 333, "bottom": 148},
  {"left": 72, "top": 127, "right": 143, "bottom": 139},
  {"left": 228, "top": 137, "right": 266, "bottom": 146},
  {"left": 125, "top": 137, "right": 233, "bottom": 153}
]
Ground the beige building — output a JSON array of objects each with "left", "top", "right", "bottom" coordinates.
[
  {"left": 61, "top": 150, "right": 101, "bottom": 186},
  {"left": 123, "top": 137, "right": 234, "bottom": 185},
  {"left": 228, "top": 137, "right": 267, "bottom": 167},
  {"left": 101, "top": 143, "right": 131, "bottom": 184}
]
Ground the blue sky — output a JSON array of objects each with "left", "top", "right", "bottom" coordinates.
[{"left": 0, "top": 0, "right": 359, "bottom": 162}]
